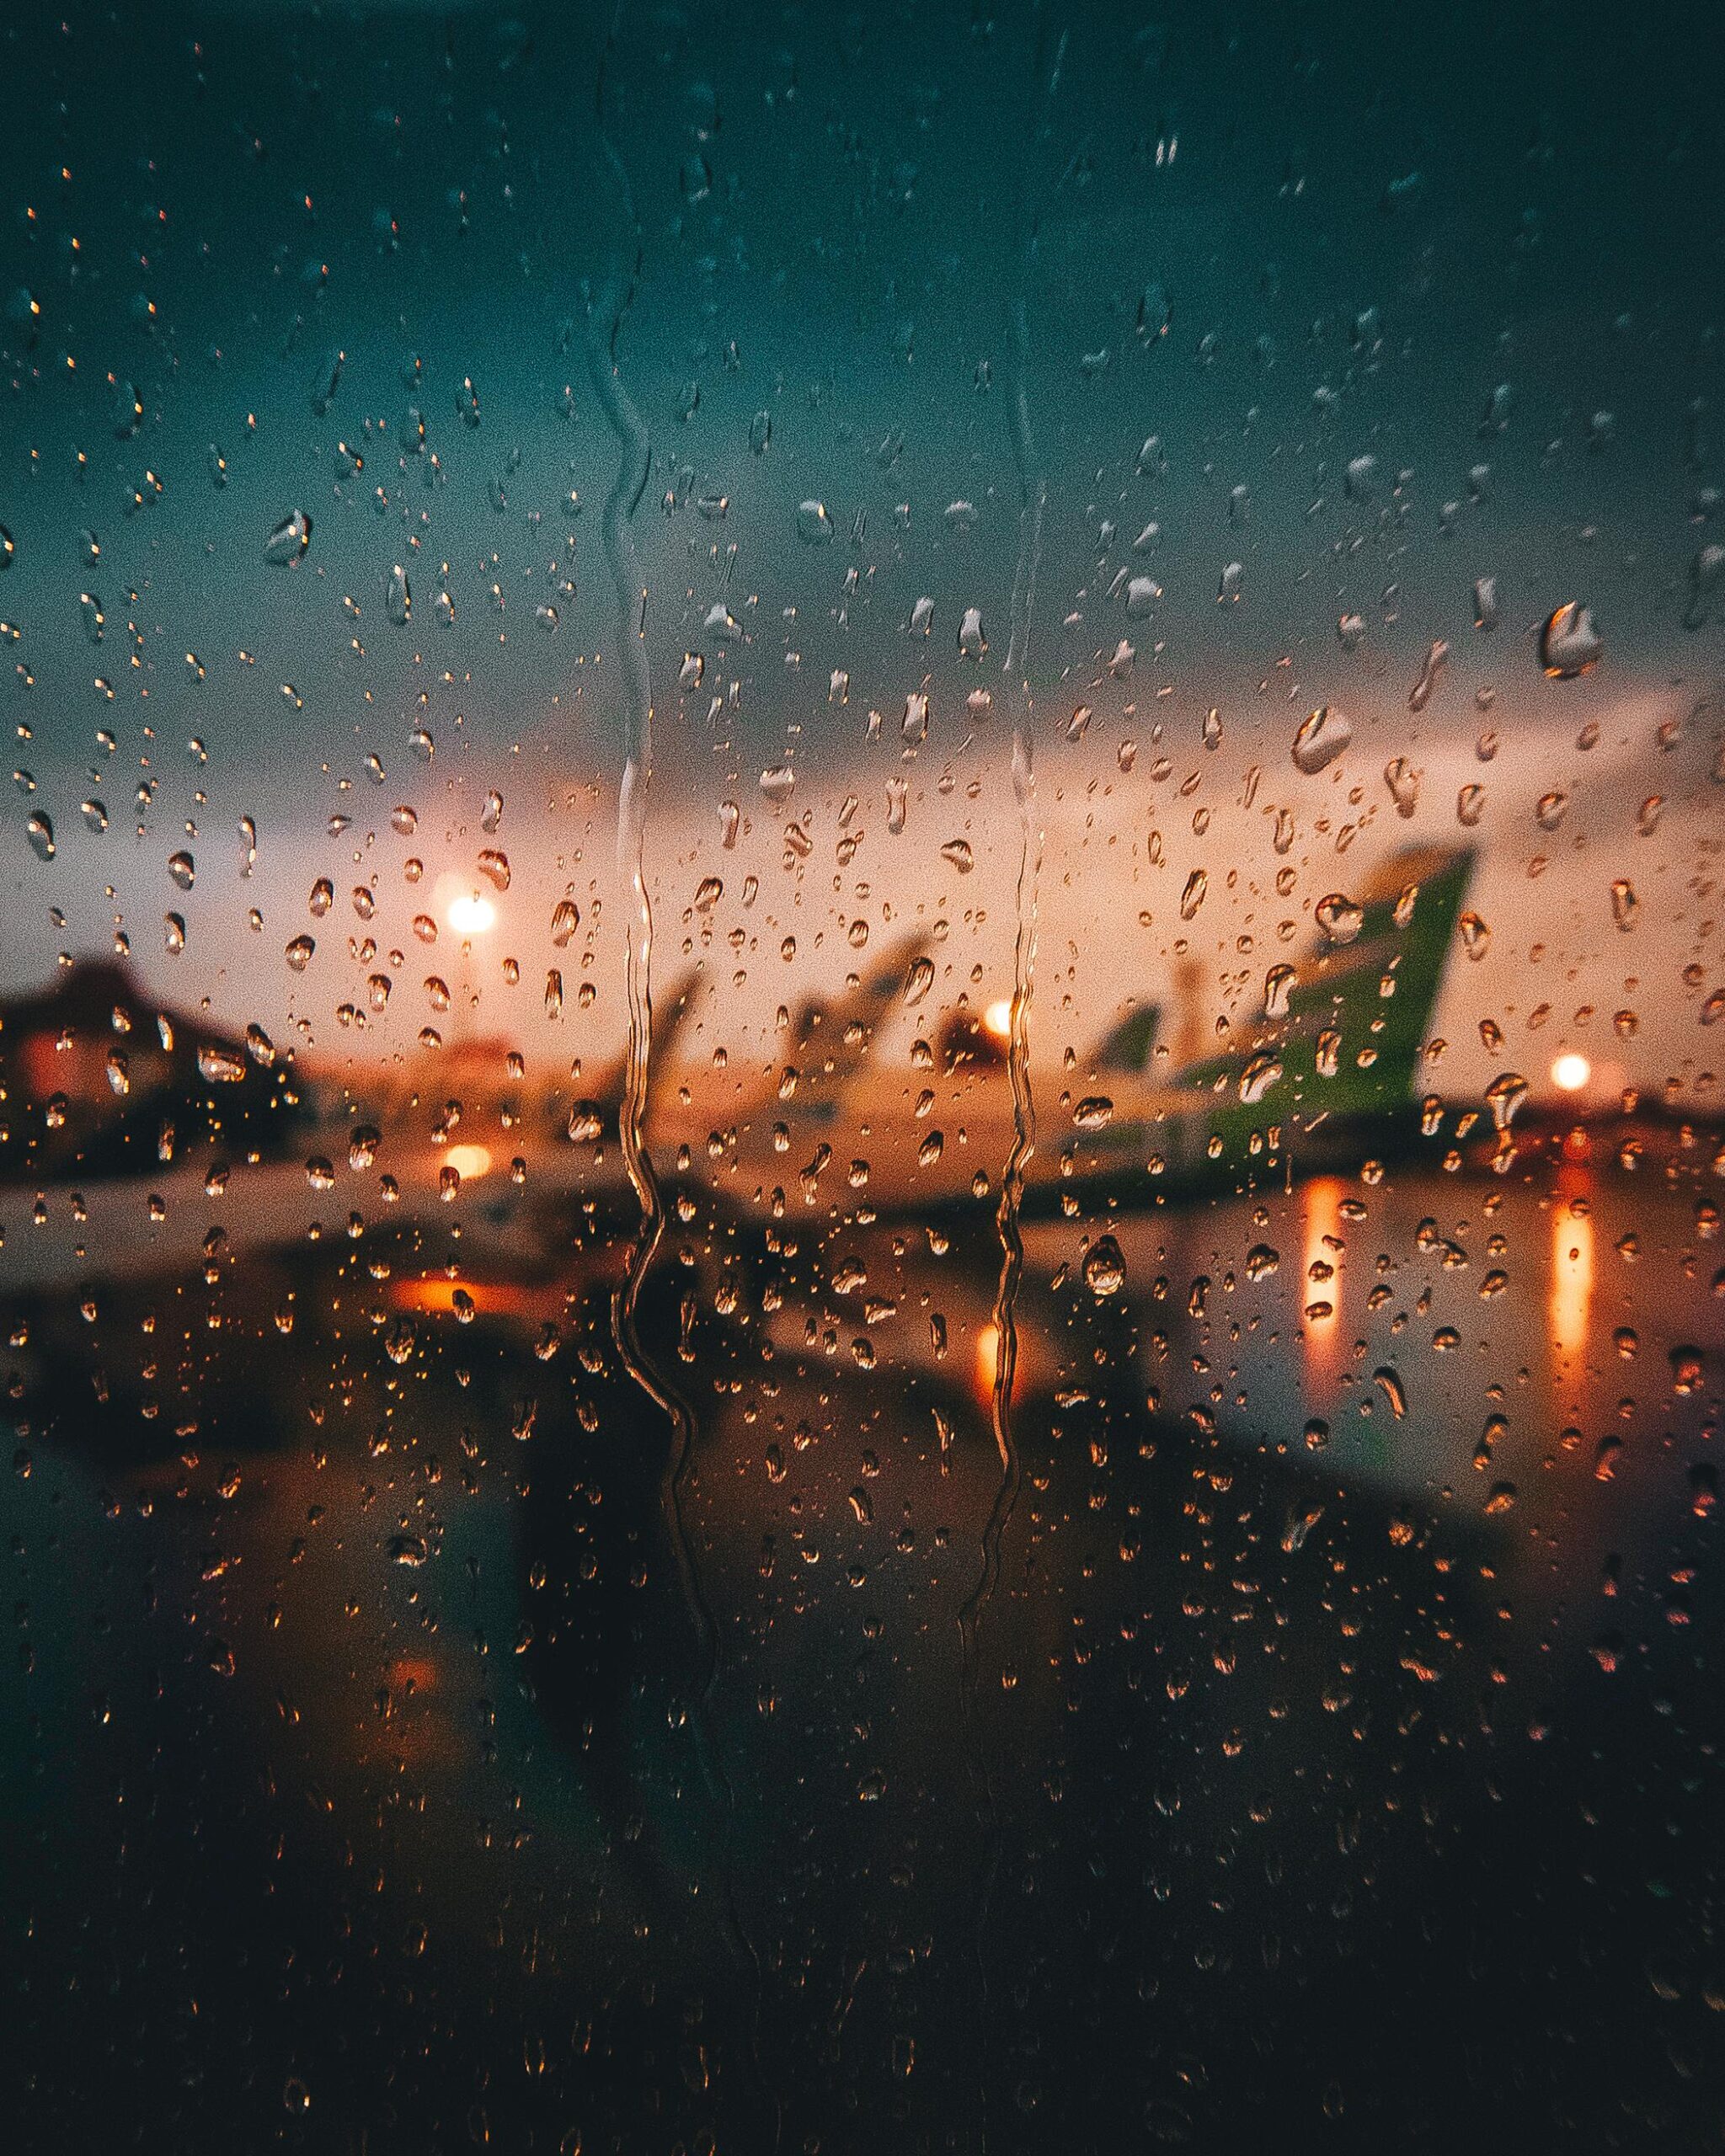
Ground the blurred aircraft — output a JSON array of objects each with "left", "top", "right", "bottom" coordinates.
[
  {"left": 678, "top": 848, "right": 1476, "bottom": 1228},
  {"left": 0, "top": 958, "right": 313, "bottom": 1189}
]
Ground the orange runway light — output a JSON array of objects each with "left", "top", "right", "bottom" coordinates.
[{"left": 441, "top": 1143, "right": 493, "bottom": 1182}]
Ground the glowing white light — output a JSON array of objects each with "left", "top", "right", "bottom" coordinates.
[
  {"left": 447, "top": 891, "right": 496, "bottom": 936},
  {"left": 1551, "top": 1053, "right": 1590, "bottom": 1093},
  {"left": 443, "top": 1143, "right": 493, "bottom": 1182},
  {"left": 983, "top": 998, "right": 1013, "bottom": 1043}
]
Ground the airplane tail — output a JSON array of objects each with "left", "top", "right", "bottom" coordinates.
[
  {"left": 642, "top": 964, "right": 700, "bottom": 1123},
  {"left": 785, "top": 932, "right": 932, "bottom": 1106}
]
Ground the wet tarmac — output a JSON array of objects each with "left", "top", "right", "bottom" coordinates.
[{"left": 4, "top": 1144, "right": 1722, "bottom": 2153}]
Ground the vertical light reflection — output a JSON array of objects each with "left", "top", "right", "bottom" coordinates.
[
  {"left": 974, "top": 1321, "right": 1003, "bottom": 1412},
  {"left": 1550, "top": 1193, "right": 1594, "bottom": 1366},
  {"left": 1301, "top": 1174, "right": 1345, "bottom": 1379}
]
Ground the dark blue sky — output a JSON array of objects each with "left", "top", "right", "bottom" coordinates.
[{"left": 3, "top": 0, "right": 1722, "bottom": 1093}]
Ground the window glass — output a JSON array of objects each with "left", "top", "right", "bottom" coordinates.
[{"left": 3, "top": 3, "right": 1722, "bottom": 2148}]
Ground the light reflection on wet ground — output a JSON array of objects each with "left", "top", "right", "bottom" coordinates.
[{"left": 3, "top": 1151, "right": 1722, "bottom": 2152}]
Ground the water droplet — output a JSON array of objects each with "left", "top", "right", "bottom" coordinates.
[
  {"left": 387, "top": 563, "right": 410, "bottom": 624},
  {"left": 264, "top": 509, "right": 312, "bottom": 566},
  {"left": 1484, "top": 1072, "right": 1528, "bottom": 1130},
  {"left": 567, "top": 1100, "right": 604, "bottom": 1143},
  {"left": 1292, "top": 706, "right": 1352, "bottom": 774},
  {"left": 1083, "top": 1235, "right": 1126, "bottom": 1297},
  {"left": 167, "top": 850, "right": 195, "bottom": 891},
  {"left": 1408, "top": 638, "right": 1448, "bottom": 712},
  {"left": 1685, "top": 542, "right": 1725, "bottom": 630},
  {"left": 1540, "top": 601, "right": 1603, "bottom": 678},
  {"left": 941, "top": 838, "right": 975, "bottom": 874},
  {"left": 1345, "top": 454, "right": 1377, "bottom": 499},
  {"left": 345, "top": 1125, "right": 380, "bottom": 1171},
  {"left": 1281, "top": 1505, "right": 1324, "bottom": 1553},
  {"left": 797, "top": 499, "right": 834, "bottom": 544},
  {"left": 25, "top": 812, "right": 55, "bottom": 862},
  {"left": 286, "top": 935, "right": 315, "bottom": 972},
  {"left": 1384, "top": 759, "right": 1418, "bottom": 818},
  {"left": 1315, "top": 892, "right": 1364, "bottom": 944}
]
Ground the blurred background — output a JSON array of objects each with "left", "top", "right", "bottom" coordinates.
[{"left": 3, "top": 0, "right": 1723, "bottom": 2149}]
